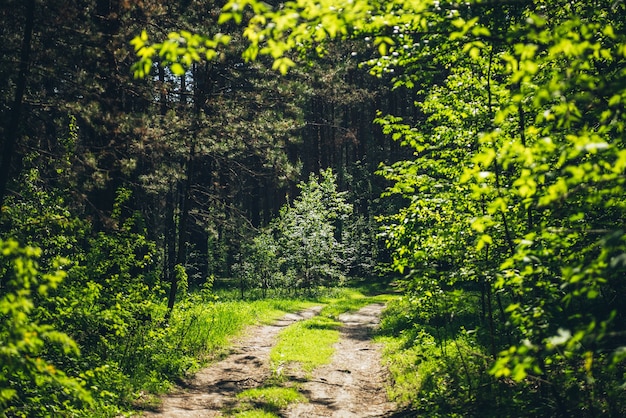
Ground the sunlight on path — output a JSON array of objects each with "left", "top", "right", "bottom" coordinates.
[{"left": 137, "top": 303, "right": 398, "bottom": 417}]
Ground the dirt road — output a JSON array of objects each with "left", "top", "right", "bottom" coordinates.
[
  {"left": 139, "top": 303, "right": 397, "bottom": 417},
  {"left": 283, "top": 303, "right": 396, "bottom": 417}
]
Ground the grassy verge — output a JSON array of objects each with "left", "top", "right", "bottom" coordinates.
[
  {"left": 375, "top": 294, "right": 497, "bottom": 417},
  {"left": 167, "top": 298, "right": 319, "bottom": 363},
  {"left": 132, "top": 283, "right": 397, "bottom": 417}
]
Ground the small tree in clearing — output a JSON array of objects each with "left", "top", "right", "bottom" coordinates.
[
  {"left": 276, "top": 168, "right": 351, "bottom": 290},
  {"left": 238, "top": 168, "right": 351, "bottom": 295}
]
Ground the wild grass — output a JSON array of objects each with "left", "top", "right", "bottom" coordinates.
[
  {"left": 318, "top": 287, "right": 396, "bottom": 319},
  {"left": 376, "top": 294, "right": 498, "bottom": 417},
  {"left": 270, "top": 315, "right": 341, "bottom": 375},
  {"left": 229, "top": 285, "right": 397, "bottom": 416},
  {"left": 267, "top": 285, "right": 397, "bottom": 377},
  {"left": 131, "top": 283, "right": 396, "bottom": 416},
  {"left": 165, "top": 298, "right": 317, "bottom": 365},
  {"left": 125, "top": 296, "right": 316, "bottom": 404}
]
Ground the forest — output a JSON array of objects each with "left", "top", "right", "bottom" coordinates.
[{"left": 1, "top": 0, "right": 626, "bottom": 416}]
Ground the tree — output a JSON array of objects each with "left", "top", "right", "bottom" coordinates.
[
  {"left": 278, "top": 168, "right": 352, "bottom": 289},
  {"left": 234, "top": 229, "right": 280, "bottom": 298},
  {"left": 0, "top": 0, "right": 35, "bottom": 207},
  {"left": 135, "top": 0, "right": 626, "bottom": 414},
  {"left": 238, "top": 169, "right": 352, "bottom": 294}
]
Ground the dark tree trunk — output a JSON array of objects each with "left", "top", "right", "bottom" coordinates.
[
  {"left": 166, "top": 142, "right": 195, "bottom": 314},
  {"left": 0, "top": 0, "right": 35, "bottom": 207},
  {"left": 164, "top": 185, "right": 177, "bottom": 306}
]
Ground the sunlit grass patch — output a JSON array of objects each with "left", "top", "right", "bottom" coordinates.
[
  {"left": 271, "top": 315, "right": 341, "bottom": 374},
  {"left": 318, "top": 288, "right": 397, "bottom": 319},
  {"left": 232, "top": 409, "right": 280, "bottom": 418},
  {"left": 236, "top": 386, "right": 306, "bottom": 411},
  {"left": 376, "top": 335, "right": 427, "bottom": 406},
  {"left": 165, "top": 298, "right": 315, "bottom": 362},
  {"left": 250, "top": 299, "right": 320, "bottom": 325}
]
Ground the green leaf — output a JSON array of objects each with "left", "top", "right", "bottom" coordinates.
[{"left": 170, "top": 62, "right": 185, "bottom": 76}]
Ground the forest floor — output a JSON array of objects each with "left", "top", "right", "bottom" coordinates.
[{"left": 137, "top": 303, "right": 399, "bottom": 417}]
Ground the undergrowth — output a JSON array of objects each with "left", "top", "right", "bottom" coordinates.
[
  {"left": 376, "top": 292, "right": 598, "bottom": 417},
  {"left": 376, "top": 292, "right": 500, "bottom": 417}
]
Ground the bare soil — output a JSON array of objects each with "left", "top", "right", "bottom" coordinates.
[{"left": 138, "top": 303, "right": 397, "bottom": 417}]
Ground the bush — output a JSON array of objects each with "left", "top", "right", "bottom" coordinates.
[{"left": 0, "top": 239, "right": 92, "bottom": 416}]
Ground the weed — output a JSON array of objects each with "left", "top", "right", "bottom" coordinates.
[{"left": 232, "top": 409, "right": 280, "bottom": 418}]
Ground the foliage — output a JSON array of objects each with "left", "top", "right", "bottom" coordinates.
[
  {"left": 2, "top": 0, "right": 404, "bottom": 415},
  {"left": 0, "top": 239, "right": 92, "bottom": 416},
  {"left": 3, "top": 0, "right": 625, "bottom": 414},
  {"left": 236, "top": 169, "right": 352, "bottom": 294},
  {"left": 140, "top": 0, "right": 626, "bottom": 415},
  {"left": 275, "top": 168, "right": 352, "bottom": 289},
  {"left": 373, "top": 1, "right": 626, "bottom": 415},
  {"left": 1, "top": 169, "right": 165, "bottom": 413},
  {"left": 234, "top": 229, "right": 283, "bottom": 298}
]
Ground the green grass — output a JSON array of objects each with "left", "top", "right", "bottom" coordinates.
[
  {"left": 317, "top": 287, "right": 397, "bottom": 319},
  {"left": 270, "top": 315, "right": 341, "bottom": 374},
  {"left": 375, "top": 295, "right": 498, "bottom": 417},
  {"left": 236, "top": 386, "right": 306, "bottom": 411},
  {"left": 133, "top": 284, "right": 397, "bottom": 416},
  {"left": 232, "top": 410, "right": 280, "bottom": 418},
  {"left": 127, "top": 296, "right": 318, "bottom": 396},
  {"left": 230, "top": 286, "right": 398, "bottom": 416},
  {"left": 167, "top": 298, "right": 317, "bottom": 361},
  {"left": 268, "top": 286, "right": 397, "bottom": 377}
]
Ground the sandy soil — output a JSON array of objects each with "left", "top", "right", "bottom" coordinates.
[{"left": 138, "top": 303, "right": 398, "bottom": 417}]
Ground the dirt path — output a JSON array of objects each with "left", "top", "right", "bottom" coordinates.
[
  {"left": 283, "top": 303, "right": 396, "bottom": 418},
  {"left": 139, "top": 303, "right": 396, "bottom": 417}
]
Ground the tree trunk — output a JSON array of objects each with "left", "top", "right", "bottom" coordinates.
[
  {"left": 163, "top": 185, "right": 177, "bottom": 308},
  {"left": 0, "top": 0, "right": 35, "bottom": 207},
  {"left": 166, "top": 141, "right": 195, "bottom": 314}
]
